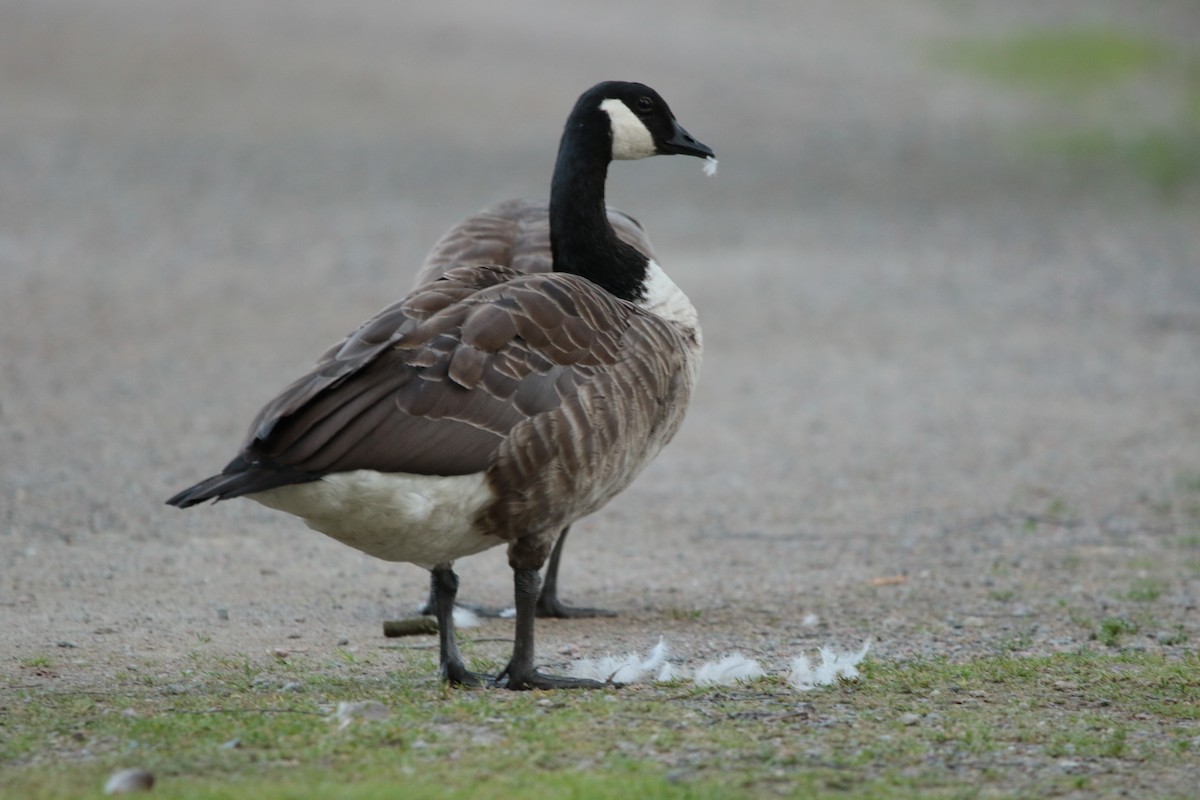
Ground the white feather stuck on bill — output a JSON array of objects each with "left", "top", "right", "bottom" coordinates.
[{"left": 702, "top": 156, "right": 719, "bottom": 177}]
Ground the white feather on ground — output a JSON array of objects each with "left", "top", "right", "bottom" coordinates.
[
  {"left": 788, "top": 640, "right": 872, "bottom": 690},
  {"left": 692, "top": 654, "right": 766, "bottom": 687},
  {"left": 567, "top": 638, "right": 671, "bottom": 684},
  {"left": 567, "top": 639, "right": 870, "bottom": 689}
]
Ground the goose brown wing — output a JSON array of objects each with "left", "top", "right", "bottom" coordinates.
[
  {"left": 413, "top": 199, "right": 656, "bottom": 286},
  {"left": 236, "top": 266, "right": 657, "bottom": 484}
]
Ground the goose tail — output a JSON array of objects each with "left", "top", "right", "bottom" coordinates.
[{"left": 166, "top": 456, "right": 315, "bottom": 507}]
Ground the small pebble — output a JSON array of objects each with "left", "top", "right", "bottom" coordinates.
[
  {"left": 898, "top": 713, "right": 921, "bottom": 726},
  {"left": 103, "top": 767, "right": 154, "bottom": 794},
  {"left": 219, "top": 738, "right": 241, "bottom": 750},
  {"left": 335, "top": 700, "right": 390, "bottom": 729},
  {"left": 336, "top": 637, "right": 349, "bottom": 646},
  {"left": 216, "top": 608, "right": 229, "bottom": 621},
  {"left": 57, "top": 640, "right": 78, "bottom": 648}
]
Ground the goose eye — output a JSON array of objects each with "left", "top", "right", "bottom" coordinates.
[{"left": 636, "top": 96, "right": 654, "bottom": 114}]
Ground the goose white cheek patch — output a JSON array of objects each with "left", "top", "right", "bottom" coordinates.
[
  {"left": 599, "top": 98, "right": 656, "bottom": 160},
  {"left": 703, "top": 156, "right": 718, "bottom": 177}
]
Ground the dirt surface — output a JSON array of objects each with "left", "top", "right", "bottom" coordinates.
[{"left": 2, "top": 0, "right": 1199, "bottom": 696}]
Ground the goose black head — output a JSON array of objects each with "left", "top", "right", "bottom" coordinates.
[
  {"left": 571, "top": 81, "right": 715, "bottom": 162},
  {"left": 550, "top": 81, "right": 714, "bottom": 301}
]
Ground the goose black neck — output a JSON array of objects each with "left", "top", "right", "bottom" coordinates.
[{"left": 549, "top": 108, "right": 648, "bottom": 303}]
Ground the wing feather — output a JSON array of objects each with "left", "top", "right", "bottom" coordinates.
[
  {"left": 197, "top": 266, "right": 688, "bottom": 501},
  {"left": 168, "top": 200, "right": 691, "bottom": 512}
]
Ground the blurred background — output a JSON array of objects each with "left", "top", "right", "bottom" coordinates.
[{"left": 2, "top": 1, "right": 1198, "bottom": 660}]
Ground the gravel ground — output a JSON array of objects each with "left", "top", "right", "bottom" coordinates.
[{"left": 2, "top": 0, "right": 1198, "bottom": 694}]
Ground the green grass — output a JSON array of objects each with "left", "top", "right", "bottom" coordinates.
[
  {"left": 930, "top": 27, "right": 1200, "bottom": 196},
  {"left": 1176, "top": 472, "right": 1200, "bottom": 497},
  {"left": 4, "top": 650, "right": 1199, "bottom": 798},
  {"left": 19, "top": 655, "right": 56, "bottom": 669},
  {"left": 1125, "top": 577, "right": 1166, "bottom": 603},
  {"left": 1096, "top": 616, "right": 1140, "bottom": 647},
  {"left": 931, "top": 28, "right": 1169, "bottom": 93},
  {"left": 1176, "top": 472, "right": 1200, "bottom": 533}
]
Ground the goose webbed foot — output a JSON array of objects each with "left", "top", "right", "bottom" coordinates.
[
  {"left": 499, "top": 566, "right": 615, "bottom": 691},
  {"left": 441, "top": 660, "right": 489, "bottom": 688},
  {"left": 535, "top": 526, "right": 617, "bottom": 619},
  {"left": 535, "top": 593, "right": 617, "bottom": 620},
  {"left": 496, "top": 664, "right": 609, "bottom": 691}
]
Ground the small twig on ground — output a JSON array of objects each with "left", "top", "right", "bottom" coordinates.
[{"left": 382, "top": 617, "right": 438, "bottom": 637}]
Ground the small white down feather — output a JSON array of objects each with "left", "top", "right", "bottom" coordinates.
[
  {"left": 787, "top": 641, "right": 872, "bottom": 690},
  {"left": 567, "top": 638, "right": 674, "bottom": 684},
  {"left": 567, "top": 638, "right": 871, "bottom": 690},
  {"left": 692, "top": 654, "right": 766, "bottom": 687}
]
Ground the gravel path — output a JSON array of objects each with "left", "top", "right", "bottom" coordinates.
[{"left": 3, "top": 0, "right": 1198, "bottom": 690}]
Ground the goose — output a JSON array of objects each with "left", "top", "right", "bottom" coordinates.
[
  {"left": 166, "top": 81, "right": 714, "bottom": 690},
  {"left": 412, "top": 198, "right": 659, "bottom": 619}
]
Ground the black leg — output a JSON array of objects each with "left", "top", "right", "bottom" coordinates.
[
  {"left": 431, "top": 566, "right": 485, "bottom": 687},
  {"left": 419, "top": 526, "right": 615, "bottom": 620},
  {"left": 536, "top": 526, "right": 617, "bottom": 619},
  {"left": 418, "top": 571, "right": 507, "bottom": 619},
  {"left": 497, "top": 567, "right": 611, "bottom": 691}
]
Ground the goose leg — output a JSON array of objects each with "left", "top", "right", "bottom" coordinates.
[
  {"left": 417, "top": 525, "right": 615, "bottom": 620},
  {"left": 498, "top": 567, "right": 609, "bottom": 690},
  {"left": 536, "top": 526, "right": 617, "bottom": 619},
  {"left": 418, "top": 575, "right": 502, "bottom": 618},
  {"left": 431, "top": 565, "right": 486, "bottom": 687}
]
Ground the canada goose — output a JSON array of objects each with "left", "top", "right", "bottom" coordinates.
[
  {"left": 167, "top": 81, "right": 714, "bottom": 690},
  {"left": 412, "top": 198, "right": 659, "bottom": 619}
]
